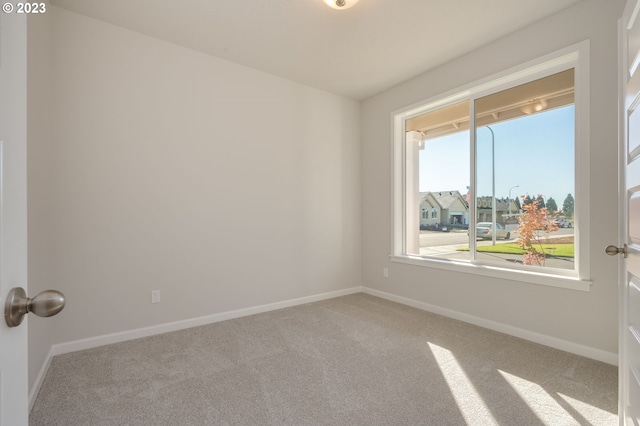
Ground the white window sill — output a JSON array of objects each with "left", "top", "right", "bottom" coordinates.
[{"left": 389, "top": 255, "right": 591, "bottom": 292}]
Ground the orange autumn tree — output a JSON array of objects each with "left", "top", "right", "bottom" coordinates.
[{"left": 517, "top": 195, "right": 558, "bottom": 266}]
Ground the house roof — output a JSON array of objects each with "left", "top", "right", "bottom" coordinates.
[
  {"left": 422, "top": 192, "right": 517, "bottom": 212},
  {"left": 421, "top": 191, "right": 468, "bottom": 210},
  {"left": 477, "top": 196, "right": 516, "bottom": 212}
]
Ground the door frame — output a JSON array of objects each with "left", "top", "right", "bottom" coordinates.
[{"left": 0, "top": 10, "right": 30, "bottom": 426}]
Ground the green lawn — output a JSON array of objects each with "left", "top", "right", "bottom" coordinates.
[{"left": 458, "top": 243, "right": 574, "bottom": 258}]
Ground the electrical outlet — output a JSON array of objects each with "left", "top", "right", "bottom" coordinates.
[
  {"left": 151, "top": 290, "right": 161, "bottom": 303},
  {"left": 383, "top": 268, "right": 389, "bottom": 278}
]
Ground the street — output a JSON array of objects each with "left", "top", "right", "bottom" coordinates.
[{"left": 420, "top": 227, "right": 574, "bottom": 247}]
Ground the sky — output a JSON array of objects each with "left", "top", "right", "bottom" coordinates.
[{"left": 418, "top": 105, "right": 575, "bottom": 209}]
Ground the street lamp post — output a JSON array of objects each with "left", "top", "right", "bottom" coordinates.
[
  {"left": 486, "top": 126, "right": 496, "bottom": 246},
  {"left": 508, "top": 185, "right": 519, "bottom": 216}
]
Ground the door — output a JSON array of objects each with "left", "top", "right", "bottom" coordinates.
[
  {"left": 0, "top": 12, "right": 30, "bottom": 426},
  {"left": 620, "top": 0, "right": 640, "bottom": 424}
]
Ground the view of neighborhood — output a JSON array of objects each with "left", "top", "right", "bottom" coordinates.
[
  {"left": 419, "top": 191, "right": 574, "bottom": 231},
  {"left": 410, "top": 79, "right": 576, "bottom": 271},
  {"left": 416, "top": 190, "right": 575, "bottom": 270},
  {"left": 420, "top": 191, "right": 517, "bottom": 230}
]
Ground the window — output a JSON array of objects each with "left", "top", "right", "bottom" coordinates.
[{"left": 392, "top": 43, "right": 590, "bottom": 290}]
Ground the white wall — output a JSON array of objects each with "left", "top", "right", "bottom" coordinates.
[
  {"left": 361, "top": 0, "right": 624, "bottom": 357},
  {"left": 27, "top": 7, "right": 54, "bottom": 393},
  {"left": 31, "top": 0, "right": 622, "bottom": 397},
  {"left": 49, "top": 7, "right": 361, "bottom": 344}
]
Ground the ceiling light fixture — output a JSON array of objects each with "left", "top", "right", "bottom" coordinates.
[
  {"left": 323, "top": 0, "right": 360, "bottom": 10},
  {"left": 520, "top": 99, "right": 548, "bottom": 115}
]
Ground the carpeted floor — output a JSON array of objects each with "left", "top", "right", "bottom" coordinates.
[{"left": 30, "top": 293, "right": 618, "bottom": 425}]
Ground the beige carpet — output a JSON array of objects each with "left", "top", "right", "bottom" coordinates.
[{"left": 30, "top": 293, "right": 617, "bottom": 425}]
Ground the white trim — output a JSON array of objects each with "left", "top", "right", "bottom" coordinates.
[
  {"left": 28, "top": 345, "right": 54, "bottom": 413},
  {"left": 52, "top": 287, "right": 362, "bottom": 356},
  {"left": 628, "top": 0, "right": 640, "bottom": 76},
  {"left": 362, "top": 287, "right": 617, "bottom": 365},
  {"left": 574, "top": 40, "right": 591, "bottom": 281},
  {"left": 29, "top": 287, "right": 361, "bottom": 412},
  {"left": 619, "top": 5, "right": 635, "bottom": 423},
  {"left": 391, "top": 41, "right": 590, "bottom": 284},
  {"left": 390, "top": 255, "right": 591, "bottom": 291},
  {"left": 29, "top": 284, "right": 613, "bottom": 412}
]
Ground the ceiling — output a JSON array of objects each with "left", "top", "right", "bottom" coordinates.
[{"left": 50, "top": 0, "right": 581, "bottom": 100}]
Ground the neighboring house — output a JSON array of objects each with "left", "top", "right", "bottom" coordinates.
[
  {"left": 420, "top": 191, "right": 469, "bottom": 228},
  {"left": 420, "top": 192, "right": 519, "bottom": 229},
  {"left": 476, "top": 196, "right": 519, "bottom": 225}
]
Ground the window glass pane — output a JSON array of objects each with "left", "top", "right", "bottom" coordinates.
[
  {"left": 474, "top": 70, "right": 575, "bottom": 271},
  {"left": 405, "top": 101, "right": 470, "bottom": 260}
]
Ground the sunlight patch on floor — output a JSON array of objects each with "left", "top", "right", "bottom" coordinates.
[
  {"left": 499, "top": 370, "right": 576, "bottom": 425},
  {"left": 557, "top": 392, "right": 617, "bottom": 425},
  {"left": 428, "top": 342, "right": 498, "bottom": 426}
]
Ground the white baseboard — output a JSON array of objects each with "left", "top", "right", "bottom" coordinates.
[
  {"left": 29, "top": 345, "right": 55, "bottom": 412},
  {"left": 31, "top": 284, "right": 614, "bottom": 414},
  {"left": 31, "top": 287, "right": 360, "bottom": 412},
  {"left": 362, "top": 287, "right": 619, "bottom": 366},
  {"left": 53, "top": 286, "right": 363, "bottom": 356}
]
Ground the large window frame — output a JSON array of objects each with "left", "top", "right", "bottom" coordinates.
[{"left": 391, "top": 42, "right": 591, "bottom": 291}]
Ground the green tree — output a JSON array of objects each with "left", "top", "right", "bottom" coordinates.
[
  {"left": 522, "top": 194, "right": 533, "bottom": 206},
  {"left": 535, "top": 195, "right": 545, "bottom": 209},
  {"left": 546, "top": 197, "right": 558, "bottom": 213},
  {"left": 562, "top": 193, "right": 575, "bottom": 218}
]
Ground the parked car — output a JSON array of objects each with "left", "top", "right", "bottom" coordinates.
[
  {"left": 555, "top": 219, "right": 572, "bottom": 228},
  {"left": 475, "top": 222, "right": 510, "bottom": 240}
]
